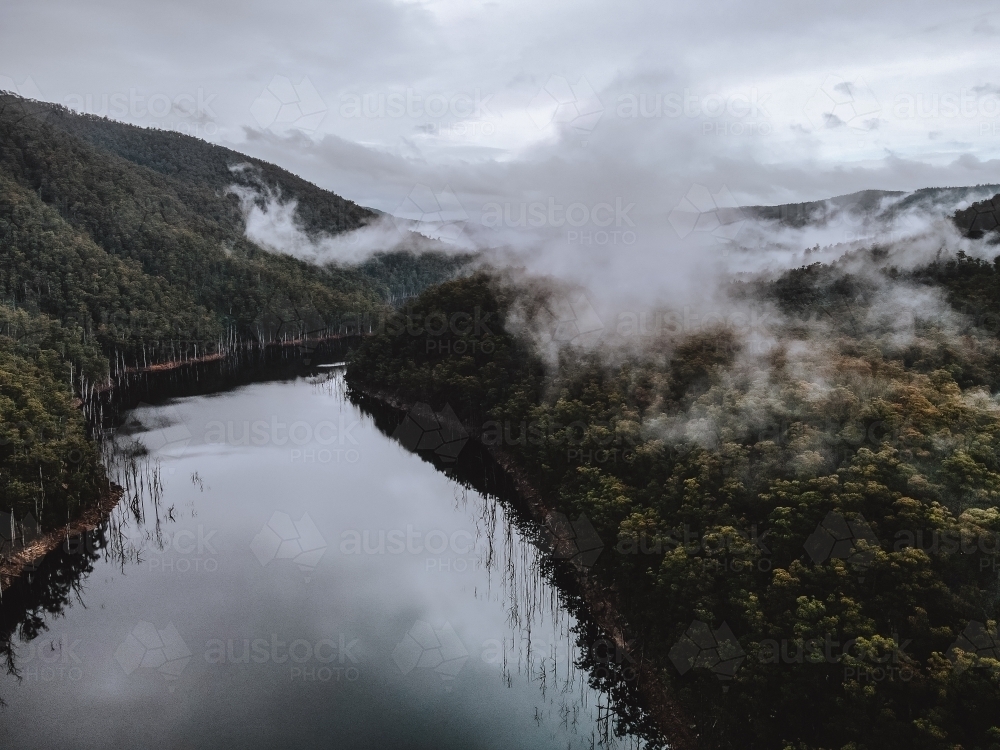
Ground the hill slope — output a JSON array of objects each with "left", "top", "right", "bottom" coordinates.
[
  {"left": 744, "top": 185, "right": 1000, "bottom": 229},
  {"left": 0, "top": 93, "right": 467, "bottom": 534}
]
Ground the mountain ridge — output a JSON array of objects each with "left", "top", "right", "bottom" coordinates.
[{"left": 743, "top": 184, "right": 1000, "bottom": 228}]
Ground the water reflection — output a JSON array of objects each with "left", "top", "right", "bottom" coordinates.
[
  {"left": 342, "top": 371, "right": 662, "bottom": 747},
  {"left": 0, "top": 371, "right": 661, "bottom": 748}
]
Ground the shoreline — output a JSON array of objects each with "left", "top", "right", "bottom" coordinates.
[
  {"left": 84, "top": 332, "right": 360, "bottom": 399},
  {"left": 350, "top": 385, "right": 699, "bottom": 750},
  {"left": 0, "top": 483, "right": 123, "bottom": 590},
  {"left": 6, "top": 337, "right": 357, "bottom": 590}
]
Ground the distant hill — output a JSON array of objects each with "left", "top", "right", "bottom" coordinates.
[{"left": 743, "top": 184, "right": 1000, "bottom": 229}]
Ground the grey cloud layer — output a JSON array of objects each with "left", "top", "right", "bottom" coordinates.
[{"left": 5, "top": 0, "right": 1000, "bottom": 205}]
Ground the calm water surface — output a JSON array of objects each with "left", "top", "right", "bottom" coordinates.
[{"left": 0, "top": 371, "right": 647, "bottom": 749}]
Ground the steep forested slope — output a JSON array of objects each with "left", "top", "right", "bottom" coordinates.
[
  {"left": 34, "top": 99, "right": 374, "bottom": 237},
  {"left": 0, "top": 94, "right": 386, "bottom": 350},
  {"left": 0, "top": 93, "right": 467, "bottom": 535}
]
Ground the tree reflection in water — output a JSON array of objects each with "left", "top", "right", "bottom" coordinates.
[
  {"left": 0, "top": 433, "right": 167, "bottom": 689},
  {"left": 341, "top": 372, "right": 663, "bottom": 749}
]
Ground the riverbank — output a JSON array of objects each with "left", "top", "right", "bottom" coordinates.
[
  {"left": 3, "top": 334, "right": 363, "bottom": 592},
  {"left": 349, "top": 384, "right": 697, "bottom": 750},
  {"left": 0, "top": 483, "right": 122, "bottom": 591}
]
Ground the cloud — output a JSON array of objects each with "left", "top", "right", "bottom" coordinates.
[{"left": 229, "top": 179, "right": 468, "bottom": 264}]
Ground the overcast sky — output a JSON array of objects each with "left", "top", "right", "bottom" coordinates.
[{"left": 3, "top": 0, "right": 1000, "bottom": 300}]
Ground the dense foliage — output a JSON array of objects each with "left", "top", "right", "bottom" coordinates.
[
  {"left": 0, "top": 309, "right": 105, "bottom": 527},
  {"left": 347, "top": 252, "right": 1000, "bottom": 749},
  {"left": 0, "top": 95, "right": 387, "bottom": 350}
]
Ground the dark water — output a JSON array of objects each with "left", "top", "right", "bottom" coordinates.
[{"left": 0, "top": 371, "right": 650, "bottom": 749}]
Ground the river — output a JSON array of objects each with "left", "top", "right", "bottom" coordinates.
[{"left": 0, "top": 369, "right": 653, "bottom": 748}]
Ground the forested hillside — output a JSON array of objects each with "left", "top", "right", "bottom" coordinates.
[
  {"left": 0, "top": 93, "right": 388, "bottom": 351},
  {"left": 346, "top": 243, "right": 1000, "bottom": 748},
  {"left": 0, "top": 93, "right": 468, "bottom": 535},
  {"left": 744, "top": 185, "right": 1000, "bottom": 228},
  {"left": 33, "top": 99, "right": 374, "bottom": 238}
]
